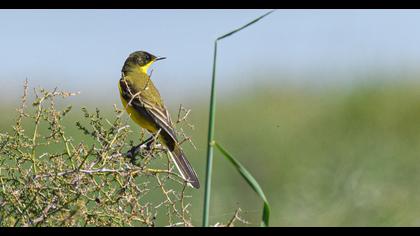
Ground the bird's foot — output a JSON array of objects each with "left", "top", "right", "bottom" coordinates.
[{"left": 125, "top": 136, "right": 155, "bottom": 165}]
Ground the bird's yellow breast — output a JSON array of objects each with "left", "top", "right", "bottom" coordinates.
[{"left": 118, "top": 81, "right": 158, "bottom": 133}]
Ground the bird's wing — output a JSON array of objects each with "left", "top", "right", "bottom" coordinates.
[{"left": 119, "top": 78, "right": 178, "bottom": 148}]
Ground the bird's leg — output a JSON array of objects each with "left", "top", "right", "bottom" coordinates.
[
  {"left": 125, "top": 129, "right": 162, "bottom": 165},
  {"left": 125, "top": 136, "right": 154, "bottom": 162}
]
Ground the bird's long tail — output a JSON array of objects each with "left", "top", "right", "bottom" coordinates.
[{"left": 168, "top": 145, "right": 200, "bottom": 189}]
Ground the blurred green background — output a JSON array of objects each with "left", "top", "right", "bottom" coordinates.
[{"left": 2, "top": 10, "right": 420, "bottom": 226}]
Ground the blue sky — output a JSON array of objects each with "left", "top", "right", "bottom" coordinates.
[{"left": 1, "top": 10, "right": 420, "bottom": 106}]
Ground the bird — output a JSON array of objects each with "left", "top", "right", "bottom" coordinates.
[{"left": 118, "top": 51, "right": 200, "bottom": 189}]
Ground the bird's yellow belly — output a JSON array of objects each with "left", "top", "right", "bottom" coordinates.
[{"left": 120, "top": 94, "right": 158, "bottom": 133}]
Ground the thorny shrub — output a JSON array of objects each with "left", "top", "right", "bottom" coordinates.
[{"left": 0, "top": 80, "right": 202, "bottom": 226}]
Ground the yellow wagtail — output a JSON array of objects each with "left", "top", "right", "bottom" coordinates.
[{"left": 118, "top": 51, "right": 200, "bottom": 189}]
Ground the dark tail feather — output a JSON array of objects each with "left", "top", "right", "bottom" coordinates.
[{"left": 170, "top": 146, "right": 200, "bottom": 189}]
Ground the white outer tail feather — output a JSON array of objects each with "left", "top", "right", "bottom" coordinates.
[{"left": 167, "top": 151, "right": 194, "bottom": 188}]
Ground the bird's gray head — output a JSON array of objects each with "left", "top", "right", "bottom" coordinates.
[{"left": 122, "top": 51, "right": 166, "bottom": 73}]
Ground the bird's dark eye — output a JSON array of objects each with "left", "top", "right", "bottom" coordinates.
[{"left": 145, "top": 55, "right": 150, "bottom": 61}]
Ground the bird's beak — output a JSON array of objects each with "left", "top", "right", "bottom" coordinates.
[{"left": 154, "top": 57, "right": 166, "bottom": 61}]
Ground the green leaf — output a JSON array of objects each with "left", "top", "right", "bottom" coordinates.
[
  {"left": 212, "top": 141, "right": 271, "bottom": 227},
  {"left": 203, "top": 10, "right": 275, "bottom": 227},
  {"left": 217, "top": 10, "right": 275, "bottom": 41}
]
